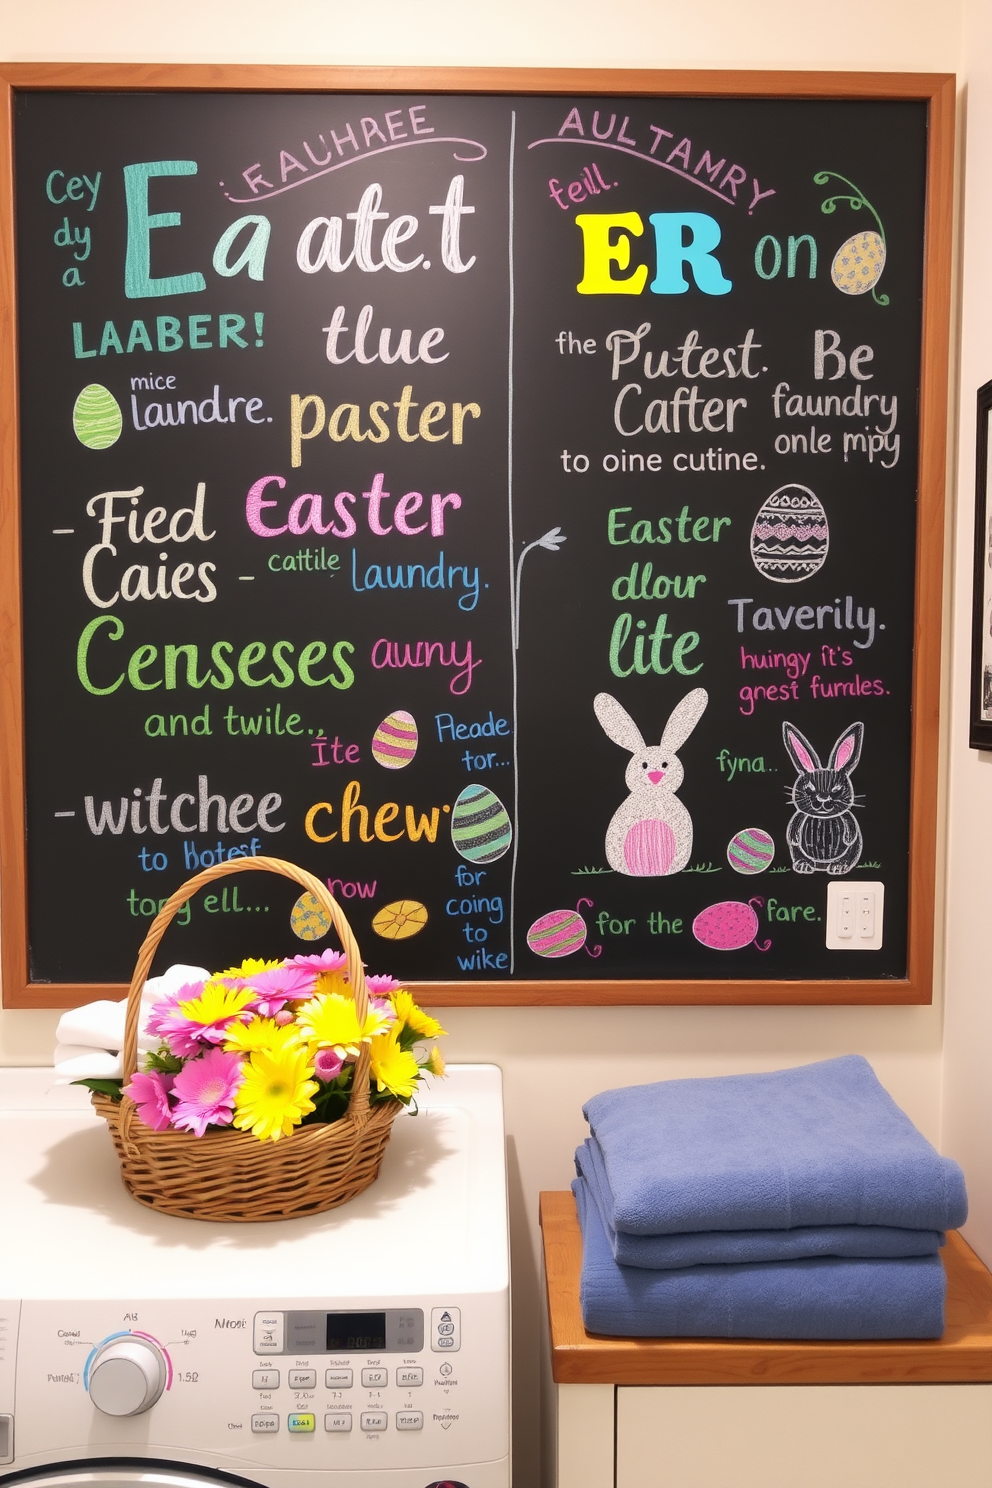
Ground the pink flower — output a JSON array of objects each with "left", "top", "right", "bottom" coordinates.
[
  {"left": 171, "top": 1048, "right": 244, "bottom": 1137},
  {"left": 125, "top": 1069, "right": 175, "bottom": 1132},
  {"left": 147, "top": 982, "right": 256, "bottom": 1059},
  {"left": 290, "top": 949, "right": 347, "bottom": 973},
  {"left": 365, "top": 974, "right": 402, "bottom": 997},
  {"left": 145, "top": 981, "right": 205, "bottom": 1049},
  {"left": 313, "top": 1047, "right": 345, "bottom": 1082},
  {"left": 238, "top": 962, "right": 315, "bottom": 1017}
]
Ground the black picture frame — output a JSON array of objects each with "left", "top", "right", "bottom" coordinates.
[{"left": 971, "top": 381, "right": 992, "bottom": 748}]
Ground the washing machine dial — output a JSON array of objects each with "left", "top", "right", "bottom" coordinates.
[{"left": 88, "top": 1336, "right": 167, "bottom": 1416}]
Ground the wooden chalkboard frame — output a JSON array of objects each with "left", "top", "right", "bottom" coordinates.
[
  {"left": 0, "top": 66, "right": 954, "bottom": 1009},
  {"left": 970, "top": 380, "right": 992, "bottom": 749}
]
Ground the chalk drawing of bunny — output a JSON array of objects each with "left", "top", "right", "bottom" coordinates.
[
  {"left": 594, "top": 689, "right": 708, "bottom": 876},
  {"left": 782, "top": 719, "right": 864, "bottom": 874}
]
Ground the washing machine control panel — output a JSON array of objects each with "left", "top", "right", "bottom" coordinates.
[{"left": 8, "top": 1294, "right": 507, "bottom": 1474}]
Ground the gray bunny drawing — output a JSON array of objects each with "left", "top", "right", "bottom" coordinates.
[
  {"left": 782, "top": 719, "right": 864, "bottom": 875},
  {"left": 594, "top": 689, "right": 708, "bottom": 876}
]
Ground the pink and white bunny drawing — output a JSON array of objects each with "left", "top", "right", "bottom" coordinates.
[{"left": 594, "top": 688, "right": 708, "bottom": 876}]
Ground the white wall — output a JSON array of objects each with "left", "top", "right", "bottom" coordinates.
[{"left": 0, "top": 3, "right": 974, "bottom": 1483}]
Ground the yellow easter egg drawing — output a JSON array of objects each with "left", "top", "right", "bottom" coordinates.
[
  {"left": 290, "top": 891, "right": 332, "bottom": 941},
  {"left": 372, "top": 900, "right": 429, "bottom": 940},
  {"left": 830, "top": 230, "right": 886, "bottom": 296}
]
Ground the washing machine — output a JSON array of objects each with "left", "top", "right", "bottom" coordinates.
[{"left": 0, "top": 1062, "right": 509, "bottom": 1488}]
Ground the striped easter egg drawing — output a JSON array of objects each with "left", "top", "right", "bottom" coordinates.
[
  {"left": 450, "top": 784, "right": 513, "bottom": 864},
  {"left": 526, "top": 908, "right": 588, "bottom": 959},
  {"left": 749, "top": 485, "right": 829, "bottom": 583},
  {"left": 72, "top": 383, "right": 123, "bottom": 450},
  {"left": 371, "top": 710, "right": 419, "bottom": 769},
  {"left": 727, "top": 827, "right": 775, "bottom": 875}
]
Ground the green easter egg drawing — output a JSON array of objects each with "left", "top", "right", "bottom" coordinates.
[{"left": 72, "top": 383, "right": 123, "bottom": 450}]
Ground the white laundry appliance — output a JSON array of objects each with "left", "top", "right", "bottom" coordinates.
[{"left": 0, "top": 1062, "right": 509, "bottom": 1488}]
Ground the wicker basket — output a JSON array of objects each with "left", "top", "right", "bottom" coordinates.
[{"left": 92, "top": 855, "right": 403, "bottom": 1223}]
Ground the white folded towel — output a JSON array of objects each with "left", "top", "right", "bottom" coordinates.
[
  {"left": 53, "top": 964, "right": 212, "bottom": 1080},
  {"left": 56, "top": 1000, "right": 126, "bottom": 1052},
  {"left": 142, "top": 963, "right": 211, "bottom": 1004},
  {"left": 54, "top": 1043, "right": 123, "bottom": 1081}
]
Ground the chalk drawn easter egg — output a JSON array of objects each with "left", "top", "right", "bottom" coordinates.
[
  {"left": 372, "top": 899, "right": 428, "bottom": 940},
  {"left": 830, "top": 230, "right": 886, "bottom": 296},
  {"left": 526, "top": 909, "right": 588, "bottom": 959},
  {"left": 290, "top": 891, "right": 332, "bottom": 942},
  {"left": 450, "top": 784, "right": 513, "bottom": 864},
  {"left": 749, "top": 485, "right": 829, "bottom": 583},
  {"left": 72, "top": 383, "right": 123, "bottom": 450},
  {"left": 371, "top": 710, "right": 419, "bottom": 769},
  {"left": 727, "top": 827, "right": 775, "bottom": 875},
  {"left": 692, "top": 899, "right": 762, "bottom": 951}
]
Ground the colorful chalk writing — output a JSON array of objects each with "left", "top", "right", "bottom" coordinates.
[{"left": 9, "top": 88, "right": 928, "bottom": 985}]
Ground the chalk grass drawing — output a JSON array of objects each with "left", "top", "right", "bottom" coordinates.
[
  {"left": 571, "top": 865, "right": 613, "bottom": 876},
  {"left": 815, "top": 169, "right": 889, "bottom": 305},
  {"left": 683, "top": 862, "right": 722, "bottom": 874},
  {"left": 513, "top": 527, "right": 566, "bottom": 649},
  {"left": 782, "top": 720, "right": 864, "bottom": 875},
  {"left": 594, "top": 688, "right": 708, "bottom": 876}
]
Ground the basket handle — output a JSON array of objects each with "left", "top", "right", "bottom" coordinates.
[{"left": 121, "top": 856, "right": 371, "bottom": 1125}]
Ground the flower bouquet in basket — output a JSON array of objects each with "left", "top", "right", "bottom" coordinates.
[
  {"left": 82, "top": 950, "right": 445, "bottom": 1142},
  {"left": 83, "top": 857, "right": 446, "bottom": 1223}
]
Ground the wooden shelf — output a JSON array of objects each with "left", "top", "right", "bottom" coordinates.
[{"left": 540, "top": 1190, "right": 992, "bottom": 1385}]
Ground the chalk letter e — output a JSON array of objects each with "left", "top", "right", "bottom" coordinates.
[
  {"left": 124, "top": 161, "right": 207, "bottom": 299},
  {"left": 575, "top": 213, "right": 648, "bottom": 295},
  {"left": 648, "top": 212, "right": 732, "bottom": 296}
]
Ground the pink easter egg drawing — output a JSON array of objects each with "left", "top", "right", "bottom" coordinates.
[
  {"left": 526, "top": 898, "right": 602, "bottom": 959},
  {"left": 692, "top": 897, "right": 772, "bottom": 952}
]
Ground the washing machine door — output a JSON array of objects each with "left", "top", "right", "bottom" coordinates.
[{"left": 0, "top": 1464, "right": 266, "bottom": 1488}]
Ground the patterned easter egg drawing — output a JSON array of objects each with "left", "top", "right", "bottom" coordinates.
[
  {"left": 692, "top": 899, "right": 761, "bottom": 951},
  {"left": 727, "top": 827, "right": 775, "bottom": 875},
  {"left": 750, "top": 485, "right": 829, "bottom": 583},
  {"left": 72, "top": 383, "right": 123, "bottom": 450},
  {"left": 526, "top": 909, "right": 588, "bottom": 959},
  {"left": 831, "top": 230, "right": 886, "bottom": 296},
  {"left": 290, "top": 891, "right": 332, "bottom": 942},
  {"left": 450, "top": 784, "right": 513, "bottom": 864},
  {"left": 372, "top": 899, "right": 428, "bottom": 940},
  {"left": 371, "top": 710, "right": 419, "bottom": 769}
]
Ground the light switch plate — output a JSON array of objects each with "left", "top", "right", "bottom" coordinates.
[{"left": 825, "top": 881, "right": 884, "bottom": 950}]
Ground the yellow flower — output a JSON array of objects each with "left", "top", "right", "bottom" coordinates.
[
  {"left": 218, "top": 957, "right": 282, "bottom": 980},
  {"left": 368, "top": 1027, "right": 420, "bottom": 1100},
  {"left": 178, "top": 980, "right": 255, "bottom": 1027},
  {"left": 232, "top": 1043, "right": 319, "bottom": 1142},
  {"left": 296, "top": 992, "right": 363, "bottom": 1055},
  {"left": 390, "top": 989, "right": 446, "bottom": 1040},
  {"left": 426, "top": 1047, "right": 446, "bottom": 1078},
  {"left": 296, "top": 992, "right": 391, "bottom": 1053},
  {"left": 313, "top": 968, "right": 350, "bottom": 998},
  {"left": 224, "top": 1016, "right": 301, "bottom": 1055}
]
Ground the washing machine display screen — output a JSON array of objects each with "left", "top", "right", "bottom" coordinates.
[
  {"left": 327, "top": 1312, "right": 386, "bottom": 1350},
  {"left": 283, "top": 1307, "right": 425, "bottom": 1352}
]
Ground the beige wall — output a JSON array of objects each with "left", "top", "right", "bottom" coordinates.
[
  {"left": 0, "top": 3, "right": 980, "bottom": 1483},
  {"left": 939, "top": 0, "right": 992, "bottom": 1267}
]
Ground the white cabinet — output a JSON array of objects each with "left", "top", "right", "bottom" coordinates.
[{"left": 616, "top": 1384, "right": 992, "bottom": 1488}]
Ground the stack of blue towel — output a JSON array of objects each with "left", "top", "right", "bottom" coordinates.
[{"left": 573, "top": 1056, "right": 967, "bottom": 1340}]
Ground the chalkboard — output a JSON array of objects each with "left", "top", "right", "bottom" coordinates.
[{"left": 0, "top": 67, "right": 952, "bottom": 1008}]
